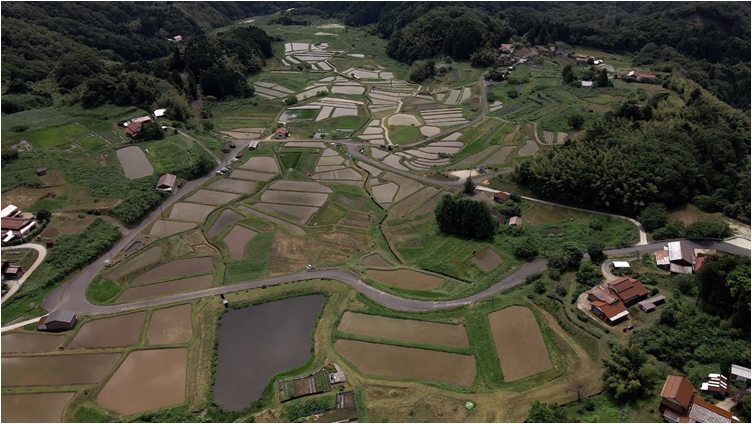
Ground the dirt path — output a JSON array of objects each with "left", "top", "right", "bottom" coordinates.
[{"left": 1, "top": 243, "right": 48, "bottom": 305}]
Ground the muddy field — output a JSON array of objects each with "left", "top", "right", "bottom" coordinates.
[
  {"left": 40, "top": 216, "right": 94, "bottom": 238},
  {"left": 256, "top": 203, "right": 318, "bottom": 224},
  {"left": 260, "top": 190, "right": 329, "bottom": 207},
  {"left": 72, "top": 311, "right": 146, "bottom": 348},
  {"left": 168, "top": 203, "right": 216, "bottom": 223},
  {"left": 335, "top": 340, "right": 476, "bottom": 386},
  {"left": 471, "top": 247, "right": 503, "bottom": 272},
  {"left": 207, "top": 209, "right": 244, "bottom": 238},
  {"left": 185, "top": 189, "right": 241, "bottom": 206},
  {"left": 117, "top": 274, "right": 214, "bottom": 303},
  {"left": 518, "top": 140, "right": 539, "bottom": 156},
  {"left": 371, "top": 182, "right": 399, "bottom": 205},
  {"left": 2, "top": 353, "right": 120, "bottom": 386},
  {"left": 410, "top": 191, "right": 447, "bottom": 217},
  {"left": 1, "top": 392, "right": 75, "bottom": 423},
  {"left": 1, "top": 332, "right": 65, "bottom": 354},
  {"left": 146, "top": 304, "right": 193, "bottom": 345},
  {"left": 117, "top": 146, "right": 154, "bottom": 180},
  {"left": 363, "top": 253, "right": 391, "bottom": 267},
  {"left": 208, "top": 179, "right": 257, "bottom": 194},
  {"left": 489, "top": 306, "right": 553, "bottom": 382},
  {"left": 484, "top": 146, "right": 516, "bottom": 165},
  {"left": 107, "top": 246, "right": 163, "bottom": 281},
  {"left": 240, "top": 156, "right": 279, "bottom": 173},
  {"left": 214, "top": 295, "right": 325, "bottom": 410},
  {"left": 338, "top": 313, "right": 469, "bottom": 347},
  {"left": 132, "top": 257, "right": 214, "bottom": 284},
  {"left": 668, "top": 206, "right": 699, "bottom": 225},
  {"left": 269, "top": 180, "right": 332, "bottom": 193},
  {"left": 224, "top": 225, "right": 258, "bottom": 260},
  {"left": 521, "top": 206, "right": 565, "bottom": 225},
  {"left": 97, "top": 348, "right": 188, "bottom": 415},
  {"left": 149, "top": 220, "right": 197, "bottom": 237},
  {"left": 366, "top": 269, "right": 444, "bottom": 290},
  {"left": 239, "top": 205, "right": 305, "bottom": 235},
  {"left": 232, "top": 169, "right": 276, "bottom": 181},
  {"left": 389, "top": 186, "right": 439, "bottom": 218}
]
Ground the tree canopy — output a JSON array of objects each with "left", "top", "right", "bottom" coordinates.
[{"left": 434, "top": 194, "right": 497, "bottom": 239}]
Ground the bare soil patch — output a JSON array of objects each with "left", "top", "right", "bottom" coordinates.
[
  {"left": 41, "top": 216, "right": 94, "bottom": 238},
  {"left": 223, "top": 225, "right": 258, "bottom": 259},
  {"left": 107, "top": 246, "right": 163, "bottom": 281},
  {"left": 503, "top": 125, "right": 520, "bottom": 144},
  {"left": 260, "top": 190, "right": 328, "bottom": 207},
  {"left": 518, "top": 140, "right": 539, "bottom": 156},
  {"left": 338, "top": 312, "right": 469, "bottom": 347},
  {"left": 366, "top": 269, "right": 444, "bottom": 290},
  {"left": 335, "top": 340, "right": 476, "bottom": 386},
  {"left": 239, "top": 205, "right": 305, "bottom": 235},
  {"left": 149, "top": 220, "right": 197, "bottom": 237},
  {"left": 207, "top": 209, "right": 244, "bottom": 238},
  {"left": 256, "top": 203, "right": 318, "bottom": 224},
  {"left": 208, "top": 179, "right": 257, "bottom": 194},
  {"left": 363, "top": 253, "right": 391, "bottom": 267},
  {"left": 668, "top": 205, "right": 699, "bottom": 225},
  {"left": 117, "top": 274, "right": 213, "bottom": 303},
  {"left": 168, "top": 203, "right": 216, "bottom": 223},
  {"left": 521, "top": 206, "right": 565, "bottom": 225},
  {"left": 185, "top": 189, "right": 240, "bottom": 206},
  {"left": 484, "top": 146, "right": 516, "bottom": 165},
  {"left": 146, "top": 304, "right": 193, "bottom": 345},
  {"left": 1, "top": 392, "right": 74, "bottom": 423},
  {"left": 488, "top": 306, "right": 553, "bottom": 382},
  {"left": 1, "top": 353, "right": 120, "bottom": 386},
  {"left": 471, "top": 247, "right": 503, "bottom": 272},
  {"left": 239, "top": 156, "right": 279, "bottom": 173},
  {"left": 117, "top": 146, "right": 154, "bottom": 180},
  {"left": 1, "top": 332, "right": 65, "bottom": 354},
  {"left": 269, "top": 180, "right": 332, "bottom": 193},
  {"left": 97, "top": 348, "right": 188, "bottom": 415},
  {"left": 132, "top": 257, "right": 214, "bottom": 284},
  {"left": 232, "top": 170, "right": 277, "bottom": 181},
  {"left": 409, "top": 191, "right": 447, "bottom": 217},
  {"left": 72, "top": 311, "right": 146, "bottom": 348}
]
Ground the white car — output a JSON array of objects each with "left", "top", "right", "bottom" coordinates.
[{"left": 306, "top": 264, "right": 316, "bottom": 271}]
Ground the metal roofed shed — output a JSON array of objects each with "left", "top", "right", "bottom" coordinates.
[
  {"left": 153, "top": 108, "right": 167, "bottom": 118},
  {"left": 667, "top": 241, "right": 694, "bottom": 265},
  {"left": 638, "top": 295, "right": 666, "bottom": 312},
  {"left": 612, "top": 261, "right": 630, "bottom": 268},
  {"left": 37, "top": 310, "right": 77, "bottom": 332},
  {"left": 731, "top": 364, "right": 751, "bottom": 383}
]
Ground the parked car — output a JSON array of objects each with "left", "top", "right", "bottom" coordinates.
[
  {"left": 229, "top": 142, "right": 237, "bottom": 148},
  {"left": 236, "top": 153, "right": 244, "bottom": 159},
  {"left": 306, "top": 264, "right": 316, "bottom": 271},
  {"left": 215, "top": 169, "right": 225, "bottom": 175}
]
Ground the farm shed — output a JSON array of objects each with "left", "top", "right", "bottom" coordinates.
[
  {"left": 701, "top": 373, "right": 729, "bottom": 397},
  {"left": 654, "top": 250, "right": 670, "bottom": 267},
  {"left": 153, "top": 108, "right": 167, "bottom": 118},
  {"left": 156, "top": 174, "right": 177, "bottom": 192},
  {"left": 693, "top": 256, "right": 706, "bottom": 273},
  {"left": 36, "top": 167, "right": 48, "bottom": 176},
  {"left": 247, "top": 140, "right": 259, "bottom": 150},
  {"left": 38, "top": 310, "right": 77, "bottom": 332},
  {"left": 612, "top": 261, "right": 630, "bottom": 268},
  {"left": 589, "top": 300, "right": 628, "bottom": 325},
  {"left": 638, "top": 295, "right": 666, "bottom": 312},
  {"left": 3, "top": 265, "right": 24, "bottom": 279},
  {"left": 688, "top": 398, "right": 740, "bottom": 422},
  {"left": 1, "top": 217, "right": 37, "bottom": 239},
  {"left": 731, "top": 365, "right": 751, "bottom": 384},
  {"left": 580, "top": 80, "right": 593, "bottom": 87},
  {"left": 132, "top": 115, "right": 152, "bottom": 124},
  {"left": 494, "top": 192, "right": 509, "bottom": 203},
  {"left": 275, "top": 127, "right": 289, "bottom": 139},
  {"left": 508, "top": 216, "right": 523, "bottom": 226},
  {"left": 667, "top": 241, "right": 694, "bottom": 266},
  {"left": 660, "top": 375, "right": 696, "bottom": 417}
]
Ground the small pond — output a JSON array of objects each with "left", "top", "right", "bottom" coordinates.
[{"left": 212, "top": 294, "right": 325, "bottom": 410}]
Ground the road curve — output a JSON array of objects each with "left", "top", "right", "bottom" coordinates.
[{"left": 1, "top": 243, "right": 48, "bottom": 305}]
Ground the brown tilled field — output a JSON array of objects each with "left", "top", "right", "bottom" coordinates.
[
  {"left": 208, "top": 178, "right": 257, "bottom": 194},
  {"left": 117, "top": 146, "right": 154, "bottom": 180},
  {"left": 256, "top": 203, "right": 318, "bottom": 224},
  {"left": 366, "top": 269, "right": 444, "bottom": 290},
  {"left": 1, "top": 392, "right": 75, "bottom": 423},
  {"left": 117, "top": 274, "right": 214, "bottom": 303},
  {"left": 168, "top": 203, "right": 216, "bottom": 223},
  {"left": 149, "top": 220, "right": 197, "bottom": 237},
  {"left": 239, "top": 156, "right": 279, "bottom": 173},
  {"left": 223, "top": 225, "right": 258, "bottom": 260},
  {"left": 1, "top": 332, "right": 65, "bottom": 354},
  {"left": 521, "top": 206, "right": 566, "bottom": 225},
  {"left": 338, "top": 313, "right": 470, "bottom": 347},
  {"left": 185, "top": 189, "right": 241, "bottom": 206},
  {"left": 207, "top": 209, "right": 244, "bottom": 238},
  {"left": 335, "top": 340, "right": 476, "bottom": 387},
  {"left": 471, "top": 247, "right": 503, "bottom": 272},
  {"left": 107, "top": 246, "right": 163, "bottom": 281},
  {"left": 146, "top": 304, "right": 193, "bottom": 345},
  {"left": 502, "top": 125, "right": 520, "bottom": 144},
  {"left": 488, "top": 306, "right": 553, "bottom": 382},
  {"left": 132, "top": 257, "right": 214, "bottom": 284},
  {"left": 363, "top": 253, "right": 391, "bottom": 267},
  {"left": 1, "top": 353, "right": 121, "bottom": 386},
  {"left": 97, "top": 348, "right": 188, "bottom": 415},
  {"left": 71, "top": 311, "right": 146, "bottom": 348}
]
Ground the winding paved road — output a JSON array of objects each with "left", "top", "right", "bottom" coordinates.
[
  {"left": 7, "top": 76, "right": 745, "bottom": 325},
  {"left": 1, "top": 243, "right": 47, "bottom": 305}
]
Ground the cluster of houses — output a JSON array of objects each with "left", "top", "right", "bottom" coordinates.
[
  {"left": 493, "top": 191, "right": 525, "bottom": 227},
  {"left": 586, "top": 277, "right": 656, "bottom": 325},
  {"left": 660, "top": 368, "right": 750, "bottom": 423},
  {"left": 1, "top": 204, "right": 37, "bottom": 243},
  {"left": 654, "top": 241, "right": 706, "bottom": 275},
  {"left": 123, "top": 108, "right": 167, "bottom": 138}
]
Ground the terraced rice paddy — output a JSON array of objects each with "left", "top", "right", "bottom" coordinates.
[
  {"left": 108, "top": 246, "right": 163, "bottom": 281},
  {"left": 483, "top": 146, "right": 516, "bottom": 165},
  {"left": 146, "top": 304, "right": 193, "bottom": 345},
  {"left": 1, "top": 392, "right": 75, "bottom": 423},
  {"left": 239, "top": 206, "right": 305, "bottom": 235},
  {"left": 410, "top": 191, "right": 447, "bottom": 217},
  {"left": 132, "top": 257, "right": 214, "bottom": 284},
  {"left": 168, "top": 203, "right": 216, "bottom": 223},
  {"left": 1, "top": 332, "right": 65, "bottom": 353},
  {"left": 360, "top": 120, "right": 386, "bottom": 145},
  {"left": 389, "top": 186, "right": 440, "bottom": 218},
  {"left": 232, "top": 169, "right": 277, "bottom": 181},
  {"left": 286, "top": 97, "right": 363, "bottom": 121},
  {"left": 457, "top": 146, "right": 497, "bottom": 166},
  {"left": 556, "top": 132, "right": 568, "bottom": 143},
  {"left": 117, "top": 274, "right": 214, "bottom": 303},
  {"left": 488, "top": 306, "right": 553, "bottom": 382},
  {"left": 208, "top": 178, "right": 257, "bottom": 194},
  {"left": 239, "top": 156, "right": 279, "bottom": 173},
  {"left": 358, "top": 161, "right": 384, "bottom": 176},
  {"left": 223, "top": 225, "right": 258, "bottom": 259},
  {"left": 252, "top": 82, "right": 294, "bottom": 99},
  {"left": 284, "top": 42, "right": 334, "bottom": 72},
  {"left": 149, "top": 220, "right": 197, "bottom": 237},
  {"left": 471, "top": 247, "right": 503, "bottom": 272},
  {"left": 97, "top": 348, "right": 188, "bottom": 415},
  {"left": 185, "top": 189, "right": 240, "bottom": 206},
  {"left": 2, "top": 354, "right": 120, "bottom": 386},
  {"left": 220, "top": 127, "right": 264, "bottom": 140},
  {"left": 420, "top": 108, "right": 468, "bottom": 126},
  {"left": 338, "top": 312, "right": 470, "bottom": 347},
  {"left": 420, "top": 126, "right": 440, "bottom": 136},
  {"left": 116, "top": 146, "right": 154, "bottom": 180},
  {"left": 366, "top": 269, "right": 444, "bottom": 290},
  {"left": 362, "top": 253, "right": 392, "bottom": 267},
  {"left": 256, "top": 203, "right": 318, "bottom": 224},
  {"left": 207, "top": 209, "right": 244, "bottom": 238},
  {"left": 371, "top": 182, "right": 399, "bottom": 206},
  {"left": 72, "top": 312, "right": 146, "bottom": 348},
  {"left": 518, "top": 140, "right": 540, "bottom": 156},
  {"left": 367, "top": 89, "right": 410, "bottom": 114},
  {"left": 335, "top": 340, "right": 476, "bottom": 386},
  {"left": 270, "top": 180, "right": 333, "bottom": 193},
  {"left": 388, "top": 114, "right": 421, "bottom": 126},
  {"left": 382, "top": 154, "right": 408, "bottom": 171},
  {"left": 260, "top": 191, "right": 329, "bottom": 207},
  {"left": 543, "top": 130, "right": 555, "bottom": 144}
]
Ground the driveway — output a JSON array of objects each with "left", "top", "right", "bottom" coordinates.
[{"left": 1, "top": 243, "right": 47, "bottom": 305}]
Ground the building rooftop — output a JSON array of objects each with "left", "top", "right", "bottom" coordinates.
[
  {"left": 588, "top": 285, "right": 618, "bottom": 304},
  {"left": 156, "top": 173, "right": 177, "bottom": 189},
  {"left": 689, "top": 398, "right": 739, "bottom": 423},
  {"left": 610, "top": 277, "right": 649, "bottom": 301},
  {"left": 46, "top": 309, "right": 76, "bottom": 324},
  {"left": 655, "top": 249, "right": 670, "bottom": 266},
  {"left": 661, "top": 375, "right": 696, "bottom": 411},
  {"left": 668, "top": 241, "right": 693, "bottom": 263},
  {"left": 731, "top": 364, "right": 751, "bottom": 380}
]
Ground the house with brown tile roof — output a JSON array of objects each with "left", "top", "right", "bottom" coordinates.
[
  {"left": 156, "top": 173, "right": 177, "bottom": 192},
  {"left": 661, "top": 375, "right": 697, "bottom": 417},
  {"left": 608, "top": 277, "right": 649, "bottom": 307},
  {"left": 125, "top": 121, "right": 142, "bottom": 138},
  {"left": 689, "top": 398, "right": 741, "bottom": 423},
  {"left": 589, "top": 300, "right": 628, "bottom": 324},
  {"left": 659, "top": 375, "right": 741, "bottom": 423},
  {"left": 493, "top": 192, "right": 509, "bottom": 203}
]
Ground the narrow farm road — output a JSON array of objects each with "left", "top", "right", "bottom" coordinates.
[{"left": 1, "top": 243, "right": 48, "bottom": 305}]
